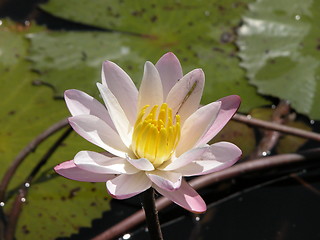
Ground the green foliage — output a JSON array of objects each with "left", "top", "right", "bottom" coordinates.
[
  {"left": 237, "top": 0, "right": 320, "bottom": 119},
  {"left": 34, "top": 0, "right": 269, "bottom": 112}
]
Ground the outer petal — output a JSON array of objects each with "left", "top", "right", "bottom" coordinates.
[
  {"left": 138, "top": 61, "right": 163, "bottom": 111},
  {"left": 74, "top": 151, "right": 139, "bottom": 174},
  {"left": 97, "top": 83, "right": 132, "bottom": 147},
  {"left": 176, "top": 101, "right": 221, "bottom": 156},
  {"left": 155, "top": 52, "right": 183, "bottom": 99},
  {"left": 154, "top": 180, "right": 206, "bottom": 213},
  {"left": 197, "top": 95, "right": 241, "bottom": 146},
  {"left": 107, "top": 172, "right": 152, "bottom": 199},
  {"left": 64, "top": 89, "right": 115, "bottom": 130},
  {"left": 54, "top": 160, "right": 115, "bottom": 182},
  {"left": 160, "top": 146, "right": 209, "bottom": 171},
  {"left": 166, "top": 69, "right": 205, "bottom": 123},
  {"left": 126, "top": 157, "right": 155, "bottom": 171},
  {"left": 146, "top": 170, "right": 182, "bottom": 191},
  {"left": 101, "top": 61, "right": 138, "bottom": 125},
  {"left": 177, "top": 142, "right": 242, "bottom": 176},
  {"left": 68, "top": 115, "right": 129, "bottom": 158}
]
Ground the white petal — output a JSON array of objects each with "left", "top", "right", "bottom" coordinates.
[
  {"left": 74, "top": 151, "right": 139, "bottom": 174},
  {"left": 177, "top": 142, "right": 242, "bottom": 176},
  {"left": 166, "top": 69, "right": 205, "bottom": 123},
  {"left": 126, "top": 157, "right": 155, "bottom": 171},
  {"left": 176, "top": 101, "right": 221, "bottom": 156},
  {"left": 97, "top": 83, "right": 132, "bottom": 147},
  {"left": 197, "top": 95, "right": 241, "bottom": 146},
  {"left": 64, "top": 89, "right": 115, "bottom": 130},
  {"left": 107, "top": 172, "right": 152, "bottom": 199},
  {"left": 54, "top": 160, "right": 116, "bottom": 182},
  {"left": 155, "top": 52, "right": 183, "bottom": 99},
  {"left": 68, "top": 115, "right": 129, "bottom": 158},
  {"left": 160, "top": 146, "right": 209, "bottom": 171},
  {"left": 101, "top": 61, "right": 138, "bottom": 125},
  {"left": 146, "top": 170, "right": 182, "bottom": 191},
  {"left": 153, "top": 179, "right": 206, "bottom": 213},
  {"left": 138, "top": 61, "right": 163, "bottom": 111}
]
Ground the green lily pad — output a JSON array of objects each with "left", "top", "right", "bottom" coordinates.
[
  {"left": 0, "top": 20, "right": 110, "bottom": 240},
  {"left": 31, "top": 0, "right": 270, "bottom": 112},
  {"left": 237, "top": 0, "right": 320, "bottom": 119},
  {"left": 27, "top": 31, "right": 144, "bottom": 98}
]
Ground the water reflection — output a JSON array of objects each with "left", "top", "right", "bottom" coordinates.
[
  {"left": 122, "top": 233, "right": 131, "bottom": 240},
  {"left": 262, "top": 151, "right": 271, "bottom": 156}
]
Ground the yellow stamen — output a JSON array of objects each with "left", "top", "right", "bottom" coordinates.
[{"left": 132, "top": 103, "right": 181, "bottom": 167}]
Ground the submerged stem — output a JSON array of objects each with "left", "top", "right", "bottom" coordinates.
[
  {"left": 142, "top": 188, "right": 163, "bottom": 240},
  {"left": 232, "top": 113, "right": 320, "bottom": 141}
]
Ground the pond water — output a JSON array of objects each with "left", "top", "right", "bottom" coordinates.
[{"left": 53, "top": 161, "right": 320, "bottom": 240}]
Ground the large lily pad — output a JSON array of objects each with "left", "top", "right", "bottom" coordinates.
[
  {"left": 0, "top": 20, "right": 110, "bottom": 240},
  {"left": 31, "top": 0, "right": 270, "bottom": 112},
  {"left": 237, "top": 0, "right": 320, "bottom": 119}
]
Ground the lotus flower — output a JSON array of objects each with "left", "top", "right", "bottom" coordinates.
[{"left": 54, "top": 52, "right": 241, "bottom": 213}]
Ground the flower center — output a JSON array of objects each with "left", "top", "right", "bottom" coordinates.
[{"left": 131, "top": 103, "right": 181, "bottom": 167}]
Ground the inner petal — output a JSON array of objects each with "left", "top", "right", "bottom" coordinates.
[{"left": 131, "top": 103, "right": 180, "bottom": 167}]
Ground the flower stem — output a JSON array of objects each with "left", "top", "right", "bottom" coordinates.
[{"left": 142, "top": 188, "right": 163, "bottom": 240}]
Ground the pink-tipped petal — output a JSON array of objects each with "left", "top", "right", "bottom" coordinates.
[
  {"left": 138, "top": 61, "right": 163, "bottom": 111},
  {"left": 54, "top": 160, "right": 115, "bottom": 182},
  {"left": 176, "top": 101, "right": 221, "bottom": 156},
  {"left": 177, "top": 142, "right": 242, "bottom": 176},
  {"left": 155, "top": 52, "right": 183, "bottom": 99},
  {"left": 97, "top": 83, "right": 132, "bottom": 147},
  {"left": 64, "top": 89, "right": 115, "bottom": 130},
  {"left": 68, "top": 115, "right": 129, "bottom": 158},
  {"left": 160, "top": 146, "right": 209, "bottom": 171},
  {"left": 146, "top": 170, "right": 182, "bottom": 191},
  {"left": 197, "top": 95, "right": 241, "bottom": 146},
  {"left": 126, "top": 157, "right": 155, "bottom": 171},
  {"left": 154, "top": 180, "right": 206, "bottom": 213},
  {"left": 74, "top": 151, "right": 139, "bottom": 174},
  {"left": 107, "top": 172, "right": 152, "bottom": 199},
  {"left": 166, "top": 69, "right": 205, "bottom": 123},
  {"left": 101, "top": 61, "right": 138, "bottom": 125}
]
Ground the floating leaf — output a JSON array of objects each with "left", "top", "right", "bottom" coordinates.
[
  {"left": 31, "top": 0, "right": 270, "bottom": 112},
  {"left": 27, "top": 31, "right": 144, "bottom": 98},
  {"left": 237, "top": 0, "right": 320, "bottom": 119}
]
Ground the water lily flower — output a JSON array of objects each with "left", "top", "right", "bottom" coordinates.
[{"left": 55, "top": 52, "right": 241, "bottom": 213}]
